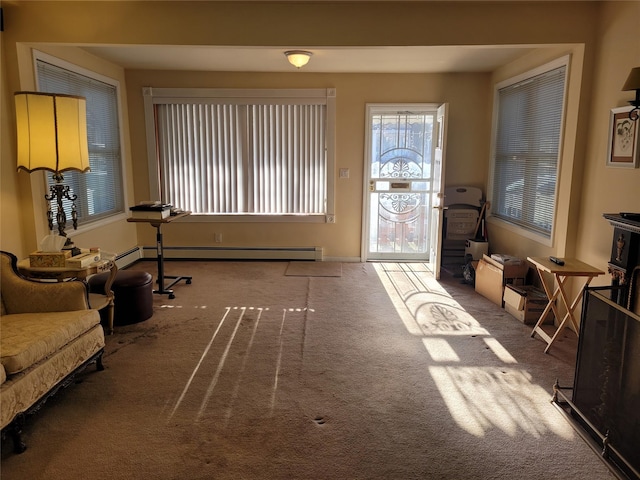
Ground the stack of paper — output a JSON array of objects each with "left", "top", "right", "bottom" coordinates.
[{"left": 490, "top": 254, "right": 523, "bottom": 266}]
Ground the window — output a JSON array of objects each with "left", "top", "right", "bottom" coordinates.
[
  {"left": 36, "top": 54, "right": 125, "bottom": 226},
  {"left": 143, "top": 88, "right": 336, "bottom": 222},
  {"left": 490, "top": 58, "right": 568, "bottom": 238}
]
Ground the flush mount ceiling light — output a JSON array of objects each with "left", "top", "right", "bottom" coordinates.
[
  {"left": 284, "top": 50, "right": 312, "bottom": 69},
  {"left": 622, "top": 67, "right": 640, "bottom": 121}
]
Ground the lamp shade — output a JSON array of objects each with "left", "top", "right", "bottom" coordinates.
[
  {"left": 622, "top": 67, "right": 640, "bottom": 91},
  {"left": 285, "top": 50, "right": 312, "bottom": 69},
  {"left": 15, "top": 92, "right": 90, "bottom": 174}
]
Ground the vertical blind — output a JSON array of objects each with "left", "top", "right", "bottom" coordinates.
[
  {"left": 37, "top": 59, "right": 124, "bottom": 224},
  {"left": 155, "top": 102, "right": 327, "bottom": 214},
  {"left": 492, "top": 65, "right": 566, "bottom": 237}
]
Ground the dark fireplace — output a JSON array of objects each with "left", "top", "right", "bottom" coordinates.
[
  {"left": 552, "top": 214, "right": 640, "bottom": 479},
  {"left": 569, "top": 287, "right": 640, "bottom": 479}
]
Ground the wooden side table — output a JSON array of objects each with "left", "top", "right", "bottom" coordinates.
[
  {"left": 527, "top": 256, "right": 604, "bottom": 353},
  {"left": 17, "top": 258, "right": 111, "bottom": 281}
]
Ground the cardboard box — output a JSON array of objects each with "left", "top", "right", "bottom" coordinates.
[
  {"left": 503, "top": 285, "right": 553, "bottom": 325},
  {"left": 482, "top": 254, "right": 529, "bottom": 279},
  {"left": 503, "top": 284, "right": 527, "bottom": 310},
  {"left": 474, "top": 254, "right": 529, "bottom": 306},
  {"left": 475, "top": 259, "right": 504, "bottom": 305},
  {"left": 29, "top": 250, "right": 71, "bottom": 267}
]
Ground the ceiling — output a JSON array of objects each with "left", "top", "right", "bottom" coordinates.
[{"left": 81, "top": 44, "right": 540, "bottom": 73}]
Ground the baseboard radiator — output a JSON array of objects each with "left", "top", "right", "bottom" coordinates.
[
  {"left": 114, "top": 247, "right": 143, "bottom": 269},
  {"left": 140, "top": 246, "right": 323, "bottom": 261}
]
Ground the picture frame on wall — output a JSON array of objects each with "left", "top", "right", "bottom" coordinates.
[{"left": 607, "top": 106, "right": 639, "bottom": 168}]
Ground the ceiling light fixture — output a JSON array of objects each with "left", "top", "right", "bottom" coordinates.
[
  {"left": 622, "top": 66, "right": 640, "bottom": 121},
  {"left": 284, "top": 50, "right": 312, "bottom": 69}
]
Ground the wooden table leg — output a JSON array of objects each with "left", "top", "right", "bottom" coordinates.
[
  {"left": 531, "top": 267, "right": 562, "bottom": 347},
  {"left": 532, "top": 271, "right": 596, "bottom": 353},
  {"left": 542, "top": 275, "right": 595, "bottom": 352},
  {"left": 105, "top": 301, "right": 115, "bottom": 335}
]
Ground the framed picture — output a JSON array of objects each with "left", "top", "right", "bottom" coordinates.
[{"left": 607, "top": 106, "right": 640, "bottom": 168}]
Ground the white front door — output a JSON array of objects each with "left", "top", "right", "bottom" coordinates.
[{"left": 363, "top": 104, "right": 448, "bottom": 264}]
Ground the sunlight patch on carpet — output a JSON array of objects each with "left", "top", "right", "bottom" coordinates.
[
  {"left": 285, "top": 261, "right": 342, "bottom": 277},
  {"left": 167, "top": 304, "right": 314, "bottom": 424},
  {"left": 373, "top": 262, "right": 489, "bottom": 336},
  {"left": 169, "top": 306, "right": 233, "bottom": 421},
  {"left": 429, "top": 366, "right": 575, "bottom": 439}
]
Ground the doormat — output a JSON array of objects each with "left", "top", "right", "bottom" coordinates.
[{"left": 285, "top": 261, "right": 343, "bottom": 277}]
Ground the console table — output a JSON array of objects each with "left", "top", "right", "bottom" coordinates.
[
  {"left": 127, "top": 211, "right": 192, "bottom": 299},
  {"left": 527, "top": 256, "right": 604, "bottom": 353}
]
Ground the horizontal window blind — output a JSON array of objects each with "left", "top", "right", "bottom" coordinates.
[
  {"left": 37, "top": 59, "right": 124, "bottom": 224},
  {"left": 154, "top": 99, "right": 327, "bottom": 215},
  {"left": 492, "top": 64, "right": 566, "bottom": 237}
]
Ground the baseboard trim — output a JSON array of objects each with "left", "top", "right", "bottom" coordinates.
[
  {"left": 115, "top": 247, "right": 143, "bottom": 268},
  {"left": 140, "top": 246, "right": 323, "bottom": 261}
]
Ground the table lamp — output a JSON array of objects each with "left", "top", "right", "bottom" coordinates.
[{"left": 15, "top": 92, "right": 90, "bottom": 248}]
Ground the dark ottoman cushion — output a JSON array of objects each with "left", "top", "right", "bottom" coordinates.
[{"left": 88, "top": 271, "right": 153, "bottom": 326}]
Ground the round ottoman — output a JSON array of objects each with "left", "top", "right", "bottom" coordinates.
[{"left": 88, "top": 270, "right": 154, "bottom": 326}]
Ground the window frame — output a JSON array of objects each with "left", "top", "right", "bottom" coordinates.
[
  {"left": 32, "top": 50, "right": 129, "bottom": 234},
  {"left": 142, "top": 87, "right": 336, "bottom": 223},
  {"left": 487, "top": 55, "right": 570, "bottom": 246}
]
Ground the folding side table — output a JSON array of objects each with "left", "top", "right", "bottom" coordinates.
[
  {"left": 527, "top": 256, "right": 604, "bottom": 353},
  {"left": 127, "top": 211, "right": 192, "bottom": 299}
]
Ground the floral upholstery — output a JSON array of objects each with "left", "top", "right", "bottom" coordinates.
[
  {"left": 0, "top": 252, "right": 90, "bottom": 314},
  {"left": 1, "top": 310, "right": 100, "bottom": 374},
  {"left": 0, "top": 251, "right": 104, "bottom": 433},
  {"left": 0, "top": 325, "right": 104, "bottom": 430}
]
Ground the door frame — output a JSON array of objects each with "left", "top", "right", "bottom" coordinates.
[
  {"left": 429, "top": 103, "right": 448, "bottom": 279},
  {"left": 361, "top": 103, "right": 447, "bottom": 264}
]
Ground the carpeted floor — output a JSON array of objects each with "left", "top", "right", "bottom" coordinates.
[
  {"left": 285, "top": 261, "right": 343, "bottom": 277},
  {"left": 0, "top": 261, "right": 617, "bottom": 479}
]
